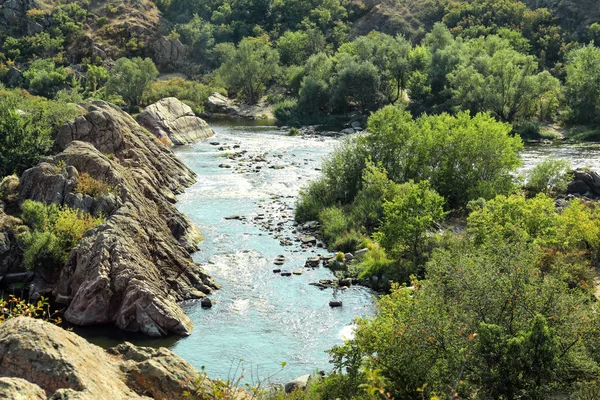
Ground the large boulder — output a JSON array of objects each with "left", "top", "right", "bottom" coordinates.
[
  {"left": 137, "top": 97, "right": 214, "bottom": 146},
  {"left": 0, "top": 317, "right": 201, "bottom": 399},
  {"left": 150, "top": 36, "right": 187, "bottom": 71},
  {"left": 568, "top": 170, "right": 600, "bottom": 198},
  {"left": 206, "top": 92, "right": 240, "bottom": 115},
  {"left": 20, "top": 101, "right": 219, "bottom": 336}
]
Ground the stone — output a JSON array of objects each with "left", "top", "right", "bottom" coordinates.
[
  {"left": 273, "top": 268, "right": 281, "bottom": 273},
  {"left": 329, "top": 300, "right": 343, "bottom": 307},
  {"left": 301, "top": 236, "right": 317, "bottom": 245},
  {"left": 280, "top": 271, "right": 292, "bottom": 277},
  {"left": 0, "top": 317, "right": 204, "bottom": 399},
  {"left": 340, "top": 128, "right": 355, "bottom": 135},
  {"left": 137, "top": 97, "right": 214, "bottom": 146},
  {"left": 0, "top": 378, "right": 46, "bottom": 400},
  {"left": 206, "top": 92, "right": 240, "bottom": 114},
  {"left": 284, "top": 374, "right": 311, "bottom": 393},
  {"left": 292, "top": 269, "right": 304, "bottom": 275},
  {"left": 150, "top": 36, "right": 187, "bottom": 71},
  {"left": 340, "top": 278, "right": 352, "bottom": 287},
  {"left": 21, "top": 101, "right": 219, "bottom": 337},
  {"left": 351, "top": 121, "right": 362, "bottom": 130},
  {"left": 201, "top": 297, "right": 213, "bottom": 309},
  {"left": 354, "top": 248, "right": 369, "bottom": 261},
  {"left": 5, "top": 66, "right": 25, "bottom": 88},
  {"left": 568, "top": 180, "right": 591, "bottom": 195},
  {"left": 571, "top": 170, "right": 600, "bottom": 196},
  {"left": 305, "top": 256, "right": 321, "bottom": 268}
]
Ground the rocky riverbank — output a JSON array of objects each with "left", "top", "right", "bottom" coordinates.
[
  {"left": 0, "top": 317, "right": 245, "bottom": 399},
  {"left": 0, "top": 100, "right": 219, "bottom": 337}
]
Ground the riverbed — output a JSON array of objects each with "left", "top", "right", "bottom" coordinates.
[{"left": 171, "top": 125, "right": 376, "bottom": 384}]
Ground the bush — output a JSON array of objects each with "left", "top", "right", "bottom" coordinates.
[
  {"left": 295, "top": 179, "right": 334, "bottom": 223},
  {"left": 526, "top": 158, "right": 572, "bottom": 195},
  {"left": 142, "top": 78, "right": 212, "bottom": 114},
  {"left": 106, "top": 57, "right": 159, "bottom": 107},
  {"left": 23, "top": 59, "right": 69, "bottom": 99},
  {"left": 273, "top": 99, "right": 301, "bottom": 126},
  {"left": 319, "top": 206, "right": 349, "bottom": 244},
  {"left": 75, "top": 173, "right": 111, "bottom": 197},
  {"left": 19, "top": 200, "right": 105, "bottom": 272},
  {"left": 0, "top": 90, "right": 80, "bottom": 177}
]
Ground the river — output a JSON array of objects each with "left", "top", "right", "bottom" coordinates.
[
  {"left": 171, "top": 124, "right": 376, "bottom": 384},
  {"left": 73, "top": 126, "right": 600, "bottom": 385}
]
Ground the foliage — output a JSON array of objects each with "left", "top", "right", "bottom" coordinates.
[
  {"left": 526, "top": 158, "right": 572, "bottom": 195},
  {"left": 85, "top": 65, "right": 110, "bottom": 93},
  {"left": 19, "top": 200, "right": 105, "bottom": 272},
  {"left": 0, "top": 91, "right": 80, "bottom": 177},
  {"left": 374, "top": 180, "right": 446, "bottom": 262},
  {"left": 218, "top": 36, "right": 279, "bottom": 103},
  {"left": 23, "top": 59, "right": 70, "bottom": 99},
  {"left": 565, "top": 45, "right": 600, "bottom": 126},
  {"left": 143, "top": 78, "right": 213, "bottom": 114},
  {"left": 106, "top": 57, "right": 159, "bottom": 107},
  {"left": 75, "top": 173, "right": 111, "bottom": 197},
  {"left": 0, "top": 295, "right": 61, "bottom": 325}
]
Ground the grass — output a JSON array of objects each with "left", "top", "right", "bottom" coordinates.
[{"left": 568, "top": 126, "right": 600, "bottom": 142}]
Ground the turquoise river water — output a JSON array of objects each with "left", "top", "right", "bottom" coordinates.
[{"left": 71, "top": 125, "right": 600, "bottom": 385}]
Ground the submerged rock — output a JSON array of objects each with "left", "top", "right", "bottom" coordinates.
[
  {"left": 137, "top": 97, "right": 214, "bottom": 145},
  {"left": 0, "top": 317, "right": 201, "bottom": 399},
  {"left": 20, "top": 101, "right": 219, "bottom": 337}
]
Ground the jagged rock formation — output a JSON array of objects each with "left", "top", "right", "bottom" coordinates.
[
  {"left": 137, "top": 97, "right": 214, "bottom": 146},
  {"left": 150, "top": 36, "right": 188, "bottom": 72},
  {"left": 0, "top": 317, "right": 200, "bottom": 399},
  {"left": 18, "top": 101, "right": 219, "bottom": 337},
  {"left": 568, "top": 170, "right": 600, "bottom": 198}
]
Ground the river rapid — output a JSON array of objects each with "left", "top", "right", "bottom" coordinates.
[
  {"left": 73, "top": 126, "right": 600, "bottom": 385},
  {"left": 171, "top": 124, "right": 376, "bottom": 384},
  {"left": 170, "top": 128, "right": 600, "bottom": 384}
]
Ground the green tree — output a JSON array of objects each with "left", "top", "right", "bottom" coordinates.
[
  {"left": 276, "top": 30, "right": 310, "bottom": 65},
  {"left": 375, "top": 180, "right": 446, "bottom": 262},
  {"left": 85, "top": 65, "right": 109, "bottom": 93},
  {"left": 106, "top": 57, "right": 159, "bottom": 107},
  {"left": 23, "top": 59, "right": 69, "bottom": 99},
  {"left": 218, "top": 36, "right": 279, "bottom": 103},
  {"left": 565, "top": 44, "right": 600, "bottom": 125}
]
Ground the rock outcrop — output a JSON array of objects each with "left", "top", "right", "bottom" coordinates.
[
  {"left": 137, "top": 97, "right": 214, "bottom": 146},
  {"left": 568, "top": 170, "right": 600, "bottom": 198},
  {"left": 18, "top": 101, "right": 219, "bottom": 336},
  {"left": 0, "top": 317, "right": 200, "bottom": 399},
  {"left": 150, "top": 36, "right": 188, "bottom": 72},
  {"left": 206, "top": 92, "right": 241, "bottom": 115}
]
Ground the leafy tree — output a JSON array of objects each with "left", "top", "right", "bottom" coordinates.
[
  {"left": 330, "top": 56, "right": 381, "bottom": 112},
  {"left": 565, "top": 45, "right": 600, "bottom": 125},
  {"left": 447, "top": 35, "right": 549, "bottom": 122},
  {"left": 375, "top": 180, "right": 446, "bottom": 261},
  {"left": 85, "top": 65, "right": 109, "bottom": 93},
  {"left": 23, "top": 59, "right": 69, "bottom": 99},
  {"left": 0, "top": 97, "right": 50, "bottom": 177},
  {"left": 276, "top": 30, "right": 311, "bottom": 65},
  {"left": 106, "top": 57, "right": 159, "bottom": 107},
  {"left": 218, "top": 36, "right": 279, "bottom": 103}
]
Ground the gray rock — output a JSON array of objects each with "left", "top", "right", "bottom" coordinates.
[
  {"left": 329, "top": 300, "right": 343, "bottom": 307},
  {"left": 5, "top": 66, "right": 25, "bottom": 87},
  {"left": 150, "top": 36, "right": 187, "bottom": 71},
  {"left": 0, "top": 378, "right": 45, "bottom": 400},
  {"left": 284, "top": 374, "right": 311, "bottom": 393},
  {"left": 137, "top": 97, "right": 214, "bottom": 146},
  {"left": 0, "top": 318, "right": 202, "bottom": 399},
  {"left": 21, "top": 101, "right": 219, "bottom": 337},
  {"left": 340, "top": 128, "right": 355, "bottom": 135},
  {"left": 206, "top": 92, "right": 240, "bottom": 114},
  {"left": 201, "top": 297, "right": 212, "bottom": 309}
]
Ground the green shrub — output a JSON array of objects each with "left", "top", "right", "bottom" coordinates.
[
  {"left": 526, "top": 158, "right": 572, "bottom": 195},
  {"left": 273, "top": 99, "right": 300, "bottom": 126},
  {"left": 75, "top": 173, "right": 110, "bottom": 197},
  {"left": 142, "top": 78, "right": 212, "bottom": 114},
  {"left": 332, "top": 230, "right": 367, "bottom": 253},
  {"left": 319, "top": 206, "right": 349, "bottom": 244},
  {"left": 97, "top": 16, "right": 109, "bottom": 26},
  {"left": 19, "top": 200, "right": 105, "bottom": 272},
  {"left": 295, "top": 179, "right": 334, "bottom": 223}
]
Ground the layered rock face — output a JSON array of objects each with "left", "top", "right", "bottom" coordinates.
[
  {"left": 137, "top": 97, "right": 214, "bottom": 146},
  {"left": 0, "top": 317, "right": 200, "bottom": 399},
  {"left": 18, "top": 101, "right": 218, "bottom": 336}
]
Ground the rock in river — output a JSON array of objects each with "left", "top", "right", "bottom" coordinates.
[{"left": 137, "top": 97, "right": 214, "bottom": 146}]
